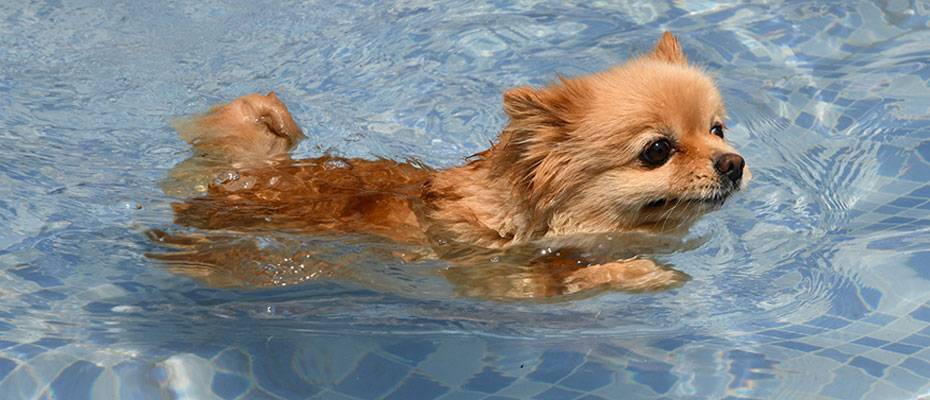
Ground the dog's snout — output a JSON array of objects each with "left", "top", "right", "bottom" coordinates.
[{"left": 715, "top": 153, "right": 745, "bottom": 184}]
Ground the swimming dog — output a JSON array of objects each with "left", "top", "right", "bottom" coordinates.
[{"left": 151, "top": 32, "right": 750, "bottom": 299}]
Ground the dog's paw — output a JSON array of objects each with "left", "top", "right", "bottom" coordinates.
[{"left": 563, "top": 257, "right": 688, "bottom": 294}]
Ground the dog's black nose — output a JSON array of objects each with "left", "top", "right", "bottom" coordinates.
[{"left": 715, "top": 153, "right": 745, "bottom": 184}]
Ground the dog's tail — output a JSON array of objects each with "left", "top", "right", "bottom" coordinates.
[
  {"left": 162, "top": 92, "right": 304, "bottom": 196},
  {"left": 172, "top": 91, "right": 304, "bottom": 164}
]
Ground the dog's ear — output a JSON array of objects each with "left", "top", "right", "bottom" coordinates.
[
  {"left": 502, "top": 80, "right": 584, "bottom": 127},
  {"left": 650, "top": 31, "right": 687, "bottom": 65},
  {"left": 503, "top": 86, "right": 556, "bottom": 124}
]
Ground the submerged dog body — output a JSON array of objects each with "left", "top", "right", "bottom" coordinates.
[{"left": 155, "top": 33, "right": 749, "bottom": 299}]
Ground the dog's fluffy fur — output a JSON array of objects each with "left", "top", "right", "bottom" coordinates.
[{"left": 152, "top": 32, "right": 749, "bottom": 299}]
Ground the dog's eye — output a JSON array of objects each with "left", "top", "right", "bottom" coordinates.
[
  {"left": 640, "top": 139, "right": 673, "bottom": 166},
  {"left": 710, "top": 122, "right": 725, "bottom": 138}
]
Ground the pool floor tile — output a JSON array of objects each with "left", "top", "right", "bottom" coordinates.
[
  {"left": 819, "top": 365, "right": 876, "bottom": 399},
  {"left": 884, "top": 367, "right": 928, "bottom": 393},
  {"left": 334, "top": 353, "right": 410, "bottom": 399},
  {"left": 559, "top": 361, "right": 614, "bottom": 392},
  {"left": 462, "top": 367, "right": 517, "bottom": 394},
  {"left": 385, "top": 373, "right": 449, "bottom": 400},
  {"left": 848, "top": 356, "right": 888, "bottom": 378},
  {"left": 527, "top": 350, "right": 585, "bottom": 384}
]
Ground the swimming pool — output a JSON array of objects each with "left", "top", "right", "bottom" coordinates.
[{"left": 2, "top": 0, "right": 930, "bottom": 398}]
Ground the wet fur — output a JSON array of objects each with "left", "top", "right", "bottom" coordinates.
[{"left": 151, "top": 33, "right": 749, "bottom": 300}]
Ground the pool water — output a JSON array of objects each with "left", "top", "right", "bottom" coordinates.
[{"left": 2, "top": 0, "right": 930, "bottom": 398}]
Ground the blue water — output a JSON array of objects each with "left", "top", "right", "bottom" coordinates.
[{"left": 2, "top": 0, "right": 930, "bottom": 399}]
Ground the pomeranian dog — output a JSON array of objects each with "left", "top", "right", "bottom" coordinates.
[{"left": 151, "top": 32, "right": 750, "bottom": 300}]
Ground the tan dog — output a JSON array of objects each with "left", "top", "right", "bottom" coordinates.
[{"left": 151, "top": 32, "right": 750, "bottom": 300}]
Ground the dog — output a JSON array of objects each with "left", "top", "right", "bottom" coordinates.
[{"left": 150, "top": 32, "right": 750, "bottom": 300}]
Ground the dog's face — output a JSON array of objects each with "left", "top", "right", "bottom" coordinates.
[{"left": 492, "top": 32, "right": 750, "bottom": 235}]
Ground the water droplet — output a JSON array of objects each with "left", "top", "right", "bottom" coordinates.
[
  {"left": 490, "top": 256, "right": 501, "bottom": 263},
  {"left": 323, "top": 159, "right": 350, "bottom": 169},
  {"left": 214, "top": 171, "right": 240, "bottom": 185}
]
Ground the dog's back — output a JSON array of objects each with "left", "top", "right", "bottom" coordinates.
[
  {"left": 165, "top": 92, "right": 432, "bottom": 244},
  {"left": 172, "top": 156, "right": 432, "bottom": 244}
]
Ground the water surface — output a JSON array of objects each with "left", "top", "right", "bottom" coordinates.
[{"left": 2, "top": 1, "right": 930, "bottom": 398}]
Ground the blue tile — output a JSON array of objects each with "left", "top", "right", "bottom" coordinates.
[
  {"left": 462, "top": 367, "right": 516, "bottom": 394},
  {"left": 773, "top": 341, "right": 821, "bottom": 352},
  {"left": 533, "top": 386, "right": 583, "bottom": 400},
  {"left": 757, "top": 329, "right": 803, "bottom": 340},
  {"left": 828, "top": 281, "right": 873, "bottom": 319},
  {"left": 112, "top": 362, "right": 161, "bottom": 400},
  {"left": 886, "top": 367, "right": 926, "bottom": 392},
  {"left": 9, "top": 266, "right": 63, "bottom": 288},
  {"left": 335, "top": 353, "right": 409, "bottom": 398},
  {"left": 781, "top": 324, "right": 826, "bottom": 336},
  {"left": 900, "top": 357, "right": 930, "bottom": 378},
  {"left": 819, "top": 366, "right": 876, "bottom": 399},
  {"left": 576, "top": 395, "right": 610, "bottom": 400},
  {"left": 385, "top": 373, "right": 448, "bottom": 400},
  {"left": 0, "top": 357, "right": 16, "bottom": 381},
  {"left": 882, "top": 342, "right": 921, "bottom": 355},
  {"left": 918, "top": 140, "right": 930, "bottom": 162},
  {"left": 879, "top": 216, "right": 915, "bottom": 225},
  {"left": 852, "top": 337, "right": 889, "bottom": 348},
  {"left": 214, "top": 348, "right": 250, "bottom": 375},
  {"left": 650, "top": 337, "right": 687, "bottom": 351},
  {"left": 31, "top": 290, "right": 67, "bottom": 301},
  {"left": 212, "top": 372, "right": 250, "bottom": 400},
  {"left": 901, "top": 334, "right": 930, "bottom": 347},
  {"left": 873, "top": 204, "right": 905, "bottom": 215},
  {"left": 50, "top": 361, "right": 104, "bottom": 400},
  {"left": 795, "top": 112, "right": 815, "bottom": 129},
  {"left": 817, "top": 348, "right": 852, "bottom": 363},
  {"left": 240, "top": 388, "right": 280, "bottom": 400},
  {"left": 8, "top": 344, "right": 45, "bottom": 360},
  {"left": 383, "top": 340, "right": 437, "bottom": 366},
  {"left": 649, "top": 334, "right": 713, "bottom": 351},
  {"left": 727, "top": 350, "right": 775, "bottom": 390},
  {"left": 249, "top": 339, "right": 320, "bottom": 399},
  {"left": 890, "top": 196, "right": 925, "bottom": 208},
  {"left": 627, "top": 361, "right": 676, "bottom": 394},
  {"left": 909, "top": 306, "right": 930, "bottom": 323},
  {"left": 805, "top": 315, "right": 851, "bottom": 329},
  {"left": 859, "top": 286, "right": 882, "bottom": 310},
  {"left": 527, "top": 350, "right": 584, "bottom": 384},
  {"left": 849, "top": 356, "right": 887, "bottom": 378},
  {"left": 560, "top": 361, "right": 613, "bottom": 391},
  {"left": 32, "top": 338, "right": 70, "bottom": 349},
  {"left": 861, "top": 313, "right": 896, "bottom": 326},
  {"left": 909, "top": 185, "right": 930, "bottom": 198}
]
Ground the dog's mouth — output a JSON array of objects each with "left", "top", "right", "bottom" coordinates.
[{"left": 643, "top": 193, "right": 730, "bottom": 210}]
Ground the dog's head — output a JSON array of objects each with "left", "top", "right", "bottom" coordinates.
[{"left": 489, "top": 32, "right": 750, "bottom": 235}]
